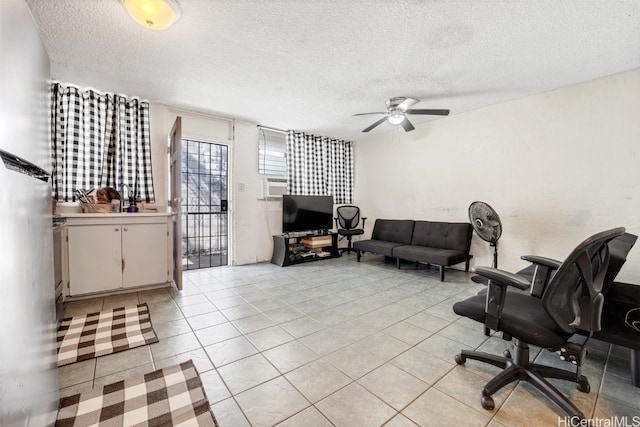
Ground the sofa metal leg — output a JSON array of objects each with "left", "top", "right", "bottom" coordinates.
[
  {"left": 397, "top": 258, "right": 401, "bottom": 269},
  {"left": 439, "top": 265, "right": 444, "bottom": 281},
  {"left": 631, "top": 348, "right": 640, "bottom": 388},
  {"left": 356, "top": 251, "right": 361, "bottom": 262}
]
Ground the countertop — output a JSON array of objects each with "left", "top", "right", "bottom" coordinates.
[
  {"left": 61, "top": 211, "right": 173, "bottom": 226},
  {"left": 61, "top": 212, "right": 172, "bottom": 218}
]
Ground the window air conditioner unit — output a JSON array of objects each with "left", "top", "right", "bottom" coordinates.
[{"left": 261, "top": 177, "right": 288, "bottom": 199}]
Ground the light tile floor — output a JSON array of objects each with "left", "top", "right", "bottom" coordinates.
[{"left": 58, "top": 256, "right": 640, "bottom": 426}]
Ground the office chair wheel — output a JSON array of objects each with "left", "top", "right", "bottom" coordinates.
[
  {"left": 455, "top": 354, "right": 466, "bottom": 365},
  {"left": 577, "top": 378, "right": 590, "bottom": 393},
  {"left": 503, "top": 349, "right": 511, "bottom": 358},
  {"left": 481, "top": 395, "right": 495, "bottom": 410}
]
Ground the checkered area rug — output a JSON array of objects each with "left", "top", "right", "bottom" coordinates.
[
  {"left": 56, "top": 360, "right": 218, "bottom": 427},
  {"left": 57, "top": 304, "right": 159, "bottom": 367}
]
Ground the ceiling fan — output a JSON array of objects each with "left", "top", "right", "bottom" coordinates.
[{"left": 354, "top": 97, "right": 450, "bottom": 133}]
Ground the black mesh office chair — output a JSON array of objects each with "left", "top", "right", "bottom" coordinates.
[
  {"left": 334, "top": 205, "right": 366, "bottom": 254},
  {"left": 453, "top": 227, "right": 625, "bottom": 420},
  {"left": 472, "top": 232, "right": 640, "bottom": 388}
]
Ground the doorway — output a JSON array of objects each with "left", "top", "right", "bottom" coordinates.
[{"left": 181, "top": 139, "right": 229, "bottom": 270}]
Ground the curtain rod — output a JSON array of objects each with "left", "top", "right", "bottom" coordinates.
[
  {"left": 258, "top": 125, "right": 288, "bottom": 134},
  {"left": 51, "top": 81, "right": 148, "bottom": 103}
]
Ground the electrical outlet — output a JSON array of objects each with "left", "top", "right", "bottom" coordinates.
[{"left": 239, "top": 183, "right": 245, "bottom": 192}]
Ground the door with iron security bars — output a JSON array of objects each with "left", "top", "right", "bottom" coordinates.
[
  {"left": 181, "top": 139, "right": 229, "bottom": 269},
  {"left": 170, "top": 117, "right": 183, "bottom": 289}
]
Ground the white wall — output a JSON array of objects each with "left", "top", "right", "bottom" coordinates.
[
  {"left": 148, "top": 104, "right": 279, "bottom": 265},
  {"left": 0, "top": 0, "right": 59, "bottom": 425},
  {"left": 232, "top": 122, "right": 283, "bottom": 264},
  {"left": 354, "top": 68, "right": 640, "bottom": 282},
  {"left": 147, "top": 68, "right": 640, "bottom": 276}
]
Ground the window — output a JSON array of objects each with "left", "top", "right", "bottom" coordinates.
[{"left": 258, "top": 127, "right": 287, "bottom": 176}]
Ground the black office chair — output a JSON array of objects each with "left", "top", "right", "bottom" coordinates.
[
  {"left": 453, "top": 227, "right": 626, "bottom": 420},
  {"left": 334, "top": 205, "right": 366, "bottom": 254}
]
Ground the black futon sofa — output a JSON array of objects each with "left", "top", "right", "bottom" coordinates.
[{"left": 353, "top": 219, "right": 473, "bottom": 281}]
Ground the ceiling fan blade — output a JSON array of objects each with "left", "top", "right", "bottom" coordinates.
[
  {"left": 401, "top": 118, "right": 415, "bottom": 132},
  {"left": 405, "top": 109, "right": 450, "bottom": 116},
  {"left": 396, "top": 97, "right": 419, "bottom": 111},
  {"left": 362, "top": 117, "right": 388, "bottom": 132},
  {"left": 353, "top": 112, "right": 387, "bottom": 116}
]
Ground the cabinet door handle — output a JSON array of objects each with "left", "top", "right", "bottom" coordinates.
[
  {"left": 115, "top": 228, "right": 119, "bottom": 232},
  {"left": 124, "top": 227, "right": 128, "bottom": 231}
]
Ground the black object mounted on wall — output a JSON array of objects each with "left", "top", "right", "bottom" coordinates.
[{"left": 0, "top": 148, "right": 49, "bottom": 182}]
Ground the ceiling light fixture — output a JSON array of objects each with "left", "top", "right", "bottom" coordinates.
[
  {"left": 121, "top": 0, "right": 181, "bottom": 31},
  {"left": 388, "top": 110, "right": 405, "bottom": 125}
]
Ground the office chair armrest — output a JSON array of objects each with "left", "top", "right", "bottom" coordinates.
[
  {"left": 521, "top": 255, "right": 562, "bottom": 298},
  {"left": 473, "top": 266, "right": 530, "bottom": 290},
  {"left": 474, "top": 266, "right": 531, "bottom": 332},
  {"left": 521, "top": 255, "right": 562, "bottom": 270},
  {"left": 362, "top": 217, "right": 367, "bottom": 228},
  {"left": 334, "top": 217, "right": 338, "bottom": 228}
]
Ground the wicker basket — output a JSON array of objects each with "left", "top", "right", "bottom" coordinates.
[{"left": 80, "top": 203, "right": 111, "bottom": 213}]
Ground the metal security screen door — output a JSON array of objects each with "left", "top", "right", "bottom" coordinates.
[{"left": 181, "top": 139, "right": 228, "bottom": 270}]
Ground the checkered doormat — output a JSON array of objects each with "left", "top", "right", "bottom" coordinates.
[
  {"left": 56, "top": 360, "right": 218, "bottom": 426},
  {"left": 57, "top": 304, "right": 159, "bottom": 367}
]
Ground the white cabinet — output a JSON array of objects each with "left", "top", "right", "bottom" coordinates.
[
  {"left": 67, "top": 224, "right": 123, "bottom": 295},
  {"left": 122, "top": 223, "right": 169, "bottom": 288},
  {"left": 64, "top": 214, "right": 171, "bottom": 296}
]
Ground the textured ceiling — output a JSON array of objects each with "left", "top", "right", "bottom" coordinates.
[{"left": 25, "top": 0, "right": 640, "bottom": 141}]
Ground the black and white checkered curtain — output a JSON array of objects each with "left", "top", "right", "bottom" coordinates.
[
  {"left": 286, "top": 131, "right": 353, "bottom": 204},
  {"left": 50, "top": 83, "right": 155, "bottom": 202}
]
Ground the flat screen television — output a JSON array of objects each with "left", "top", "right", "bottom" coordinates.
[{"left": 282, "top": 194, "right": 334, "bottom": 233}]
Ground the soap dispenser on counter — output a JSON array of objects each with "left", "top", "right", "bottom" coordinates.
[{"left": 127, "top": 194, "right": 139, "bottom": 213}]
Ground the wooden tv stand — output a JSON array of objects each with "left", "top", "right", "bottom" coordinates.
[{"left": 271, "top": 232, "right": 339, "bottom": 266}]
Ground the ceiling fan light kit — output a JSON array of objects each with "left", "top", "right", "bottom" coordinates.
[
  {"left": 121, "top": 0, "right": 181, "bottom": 30},
  {"left": 388, "top": 111, "right": 405, "bottom": 125},
  {"left": 355, "top": 96, "right": 450, "bottom": 133}
]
